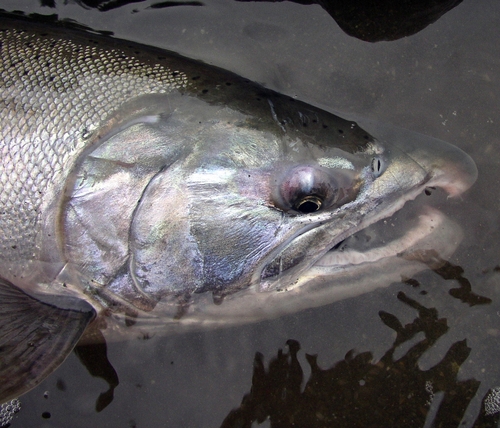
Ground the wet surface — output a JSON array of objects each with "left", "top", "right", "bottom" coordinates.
[{"left": 1, "top": 0, "right": 500, "bottom": 426}]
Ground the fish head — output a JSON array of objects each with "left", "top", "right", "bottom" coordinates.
[
  {"left": 62, "top": 93, "right": 477, "bottom": 320},
  {"left": 216, "top": 115, "right": 477, "bottom": 296}
]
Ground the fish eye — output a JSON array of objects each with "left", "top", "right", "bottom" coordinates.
[
  {"left": 275, "top": 165, "right": 346, "bottom": 214},
  {"left": 371, "top": 156, "right": 385, "bottom": 177},
  {"left": 295, "top": 195, "right": 323, "bottom": 213}
]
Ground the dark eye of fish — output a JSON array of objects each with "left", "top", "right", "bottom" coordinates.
[
  {"left": 295, "top": 195, "right": 323, "bottom": 213},
  {"left": 277, "top": 165, "right": 349, "bottom": 214}
]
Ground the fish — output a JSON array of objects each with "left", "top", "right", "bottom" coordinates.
[{"left": 0, "top": 16, "right": 477, "bottom": 403}]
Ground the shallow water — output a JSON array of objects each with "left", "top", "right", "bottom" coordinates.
[{"left": 1, "top": 0, "right": 500, "bottom": 426}]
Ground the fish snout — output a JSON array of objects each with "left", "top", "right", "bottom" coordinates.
[
  {"left": 404, "top": 137, "right": 478, "bottom": 197},
  {"left": 354, "top": 117, "right": 478, "bottom": 197}
]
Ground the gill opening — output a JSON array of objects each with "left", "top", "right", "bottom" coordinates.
[{"left": 127, "top": 162, "right": 176, "bottom": 302}]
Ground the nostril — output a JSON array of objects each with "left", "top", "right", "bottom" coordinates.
[{"left": 371, "top": 157, "right": 385, "bottom": 177}]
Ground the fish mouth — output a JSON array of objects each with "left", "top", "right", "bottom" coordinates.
[
  {"left": 257, "top": 143, "right": 476, "bottom": 292},
  {"left": 256, "top": 167, "right": 450, "bottom": 292},
  {"left": 258, "top": 202, "right": 462, "bottom": 294},
  {"left": 257, "top": 126, "right": 477, "bottom": 292}
]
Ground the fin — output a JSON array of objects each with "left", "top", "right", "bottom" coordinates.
[{"left": 0, "top": 276, "right": 96, "bottom": 403}]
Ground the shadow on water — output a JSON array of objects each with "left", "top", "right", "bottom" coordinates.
[
  {"left": 221, "top": 291, "right": 497, "bottom": 428},
  {"left": 36, "top": 0, "right": 462, "bottom": 42}
]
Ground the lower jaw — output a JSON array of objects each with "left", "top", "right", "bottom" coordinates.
[{"left": 313, "top": 204, "right": 462, "bottom": 273}]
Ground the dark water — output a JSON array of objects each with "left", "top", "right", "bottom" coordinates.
[{"left": 2, "top": 0, "right": 500, "bottom": 426}]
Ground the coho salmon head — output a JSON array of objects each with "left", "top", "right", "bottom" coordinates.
[{"left": 0, "top": 16, "right": 476, "bottom": 402}]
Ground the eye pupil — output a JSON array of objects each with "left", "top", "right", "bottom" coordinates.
[{"left": 295, "top": 196, "right": 322, "bottom": 213}]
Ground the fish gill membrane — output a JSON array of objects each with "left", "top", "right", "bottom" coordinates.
[{"left": 0, "top": 16, "right": 477, "bottom": 402}]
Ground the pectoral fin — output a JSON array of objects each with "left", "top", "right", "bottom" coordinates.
[{"left": 0, "top": 277, "right": 96, "bottom": 403}]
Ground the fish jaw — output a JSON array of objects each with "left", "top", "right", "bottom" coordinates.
[
  {"left": 256, "top": 127, "right": 477, "bottom": 293},
  {"left": 313, "top": 205, "right": 462, "bottom": 274}
]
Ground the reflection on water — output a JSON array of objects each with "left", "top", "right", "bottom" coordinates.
[
  {"left": 222, "top": 292, "right": 497, "bottom": 427},
  {"left": 38, "top": 0, "right": 464, "bottom": 42},
  {"left": 73, "top": 333, "right": 119, "bottom": 412},
  {"left": 402, "top": 251, "right": 492, "bottom": 307}
]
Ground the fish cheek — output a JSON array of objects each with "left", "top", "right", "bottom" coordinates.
[
  {"left": 185, "top": 176, "right": 284, "bottom": 294},
  {"left": 129, "top": 165, "right": 204, "bottom": 299}
]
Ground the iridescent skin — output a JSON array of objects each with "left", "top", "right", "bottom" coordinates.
[{"left": 0, "top": 18, "right": 477, "bottom": 334}]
